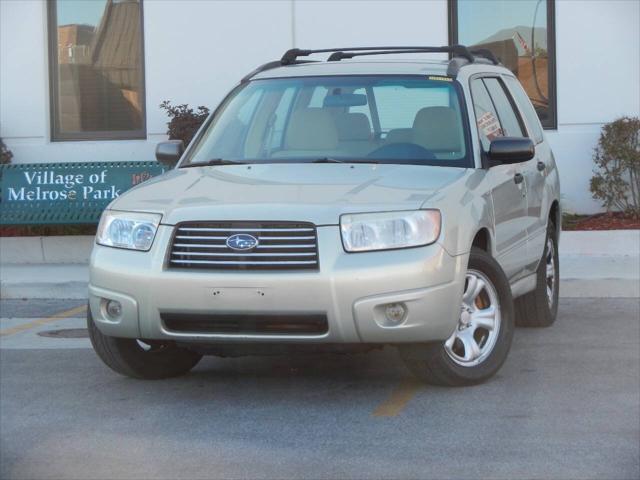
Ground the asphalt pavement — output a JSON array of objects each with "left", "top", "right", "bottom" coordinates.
[{"left": 0, "top": 298, "right": 638, "bottom": 480}]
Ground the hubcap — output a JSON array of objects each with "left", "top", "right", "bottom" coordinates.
[
  {"left": 445, "top": 269, "right": 501, "bottom": 367},
  {"left": 545, "top": 238, "right": 556, "bottom": 309}
]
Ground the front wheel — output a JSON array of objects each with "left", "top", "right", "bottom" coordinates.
[
  {"left": 399, "top": 248, "right": 515, "bottom": 386},
  {"left": 88, "top": 307, "right": 202, "bottom": 380}
]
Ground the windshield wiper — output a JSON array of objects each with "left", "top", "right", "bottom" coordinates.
[
  {"left": 311, "top": 157, "right": 345, "bottom": 163},
  {"left": 311, "top": 158, "right": 378, "bottom": 164},
  {"left": 182, "top": 159, "right": 246, "bottom": 168}
]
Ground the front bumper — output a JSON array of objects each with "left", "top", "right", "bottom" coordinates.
[{"left": 89, "top": 225, "right": 468, "bottom": 344}]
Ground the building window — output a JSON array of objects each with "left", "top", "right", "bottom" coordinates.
[
  {"left": 449, "top": 0, "right": 557, "bottom": 129},
  {"left": 47, "top": 0, "right": 146, "bottom": 141}
]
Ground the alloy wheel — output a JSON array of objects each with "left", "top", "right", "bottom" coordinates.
[{"left": 445, "top": 269, "right": 502, "bottom": 367}]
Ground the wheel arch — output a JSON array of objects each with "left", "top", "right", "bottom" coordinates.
[
  {"left": 548, "top": 200, "right": 560, "bottom": 238},
  {"left": 471, "top": 227, "right": 492, "bottom": 254}
]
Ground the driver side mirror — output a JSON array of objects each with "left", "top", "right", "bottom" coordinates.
[
  {"left": 488, "top": 137, "right": 535, "bottom": 165},
  {"left": 156, "top": 140, "right": 185, "bottom": 168}
]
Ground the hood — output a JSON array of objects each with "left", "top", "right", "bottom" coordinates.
[{"left": 109, "top": 163, "right": 469, "bottom": 225}]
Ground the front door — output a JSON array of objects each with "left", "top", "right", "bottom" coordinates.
[{"left": 470, "top": 77, "right": 529, "bottom": 281}]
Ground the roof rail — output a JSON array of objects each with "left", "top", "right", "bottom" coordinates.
[
  {"left": 241, "top": 44, "right": 502, "bottom": 82},
  {"left": 241, "top": 59, "right": 316, "bottom": 83}
]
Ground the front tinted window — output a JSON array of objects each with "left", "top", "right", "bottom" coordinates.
[
  {"left": 471, "top": 79, "right": 502, "bottom": 151},
  {"left": 184, "top": 76, "right": 471, "bottom": 168},
  {"left": 483, "top": 78, "right": 524, "bottom": 138}
]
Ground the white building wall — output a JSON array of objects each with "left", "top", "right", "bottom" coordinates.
[
  {"left": 1, "top": 0, "right": 639, "bottom": 214},
  {"left": 547, "top": 0, "right": 640, "bottom": 213}
]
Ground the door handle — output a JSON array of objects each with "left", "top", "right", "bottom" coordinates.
[
  {"left": 537, "top": 161, "right": 546, "bottom": 172},
  {"left": 514, "top": 173, "right": 524, "bottom": 184}
]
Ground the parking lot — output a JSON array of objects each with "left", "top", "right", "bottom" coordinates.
[{"left": 1, "top": 297, "right": 638, "bottom": 480}]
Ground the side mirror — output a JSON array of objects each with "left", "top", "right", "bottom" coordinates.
[
  {"left": 156, "top": 140, "right": 184, "bottom": 168},
  {"left": 488, "top": 137, "right": 535, "bottom": 165}
]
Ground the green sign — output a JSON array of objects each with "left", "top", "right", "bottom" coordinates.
[{"left": 0, "top": 161, "right": 165, "bottom": 225}]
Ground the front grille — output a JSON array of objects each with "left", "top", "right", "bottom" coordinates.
[
  {"left": 168, "top": 221, "right": 319, "bottom": 270},
  {"left": 161, "top": 313, "right": 328, "bottom": 335}
]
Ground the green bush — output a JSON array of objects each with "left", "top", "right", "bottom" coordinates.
[
  {"left": 0, "top": 137, "right": 13, "bottom": 164},
  {"left": 590, "top": 117, "right": 640, "bottom": 218},
  {"left": 159, "top": 101, "right": 210, "bottom": 147}
]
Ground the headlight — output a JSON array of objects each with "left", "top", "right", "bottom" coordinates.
[
  {"left": 340, "top": 210, "right": 441, "bottom": 252},
  {"left": 96, "top": 211, "right": 161, "bottom": 251}
]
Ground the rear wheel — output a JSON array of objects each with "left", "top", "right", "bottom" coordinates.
[
  {"left": 399, "top": 248, "right": 514, "bottom": 386},
  {"left": 515, "top": 222, "right": 559, "bottom": 327},
  {"left": 88, "top": 307, "right": 202, "bottom": 379}
]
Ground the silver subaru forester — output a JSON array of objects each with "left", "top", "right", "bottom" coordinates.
[{"left": 88, "top": 46, "right": 560, "bottom": 386}]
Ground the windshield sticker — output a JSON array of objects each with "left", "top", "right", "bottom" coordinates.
[
  {"left": 427, "top": 75, "right": 453, "bottom": 82},
  {"left": 477, "top": 111, "right": 503, "bottom": 141}
]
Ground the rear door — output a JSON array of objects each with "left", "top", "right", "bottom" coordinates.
[
  {"left": 503, "top": 75, "right": 549, "bottom": 269},
  {"left": 470, "top": 77, "right": 528, "bottom": 281}
]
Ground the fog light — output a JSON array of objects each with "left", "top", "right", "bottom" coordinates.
[
  {"left": 384, "top": 303, "right": 407, "bottom": 324},
  {"left": 105, "top": 300, "right": 122, "bottom": 319}
]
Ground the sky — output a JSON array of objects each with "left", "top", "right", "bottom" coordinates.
[
  {"left": 457, "top": 0, "right": 548, "bottom": 45},
  {"left": 54, "top": 0, "right": 548, "bottom": 44},
  {"left": 57, "top": 0, "right": 107, "bottom": 27}
]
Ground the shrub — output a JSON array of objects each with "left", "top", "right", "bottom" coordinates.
[
  {"left": 0, "top": 138, "right": 13, "bottom": 164},
  {"left": 159, "top": 101, "right": 210, "bottom": 146},
  {"left": 590, "top": 117, "right": 640, "bottom": 218}
]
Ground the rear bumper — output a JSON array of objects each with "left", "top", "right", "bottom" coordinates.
[{"left": 89, "top": 225, "right": 468, "bottom": 344}]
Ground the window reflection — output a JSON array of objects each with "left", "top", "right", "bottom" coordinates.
[
  {"left": 455, "top": 0, "right": 555, "bottom": 128},
  {"left": 50, "top": 0, "right": 145, "bottom": 139}
]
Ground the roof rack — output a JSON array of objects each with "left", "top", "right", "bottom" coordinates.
[
  {"left": 242, "top": 44, "right": 501, "bottom": 82},
  {"left": 281, "top": 45, "right": 475, "bottom": 64}
]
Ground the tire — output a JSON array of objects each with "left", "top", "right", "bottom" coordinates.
[
  {"left": 515, "top": 222, "right": 559, "bottom": 327},
  {"left": 87, "top": 306, "right": 202, "bottom": 380},
  {"left": 399, "top": 247, "right": 515, "bottom": 386}
]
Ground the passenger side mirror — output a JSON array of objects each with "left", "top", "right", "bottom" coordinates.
[
  {"left": 488, "top": 137, "right": 535, "bottom": 165},
  {"left": 156, "top": 140, "right": 185, "bottom": 168}
]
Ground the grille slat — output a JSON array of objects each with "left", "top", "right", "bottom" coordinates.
[
  {"left": 171, "top": 260, "right": 318, "bottom": 266},
  {"left": 173, "top": 243, "right": 316, "bottom": 249},
  {"left": 169, "top": 221, "right": 319, "bottom": 271},
  {"left": 178, "top": 227, "right": 314, "bottom": 233}
]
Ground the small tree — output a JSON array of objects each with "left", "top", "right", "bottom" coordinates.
[
  {"left": 590, "top": 117, "right": 640, "bottom": 218},
  {"left": 0, "top": 138, "right": 13, "bottom": 164},
  {"left": 159, "top": 101, "right": 210, "bottom": 147}
]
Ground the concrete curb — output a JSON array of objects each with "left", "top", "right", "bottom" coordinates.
[{"left": 0, "top": 236, "right": 94, "bottom": 264}]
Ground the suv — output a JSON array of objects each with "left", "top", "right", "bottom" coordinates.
[{"left": 88, "top": 45, "right": 560, "bottom": 386}]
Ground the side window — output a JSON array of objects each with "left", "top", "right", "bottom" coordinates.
[
  {"left": 470, "top": 79, "right": 502, "bottom": 151},
  {"left": 483, "top": 78, "right": 525, "bottom": 138},
  {"left": 504, "top": 76, "right": 544, "bottom": 144}
]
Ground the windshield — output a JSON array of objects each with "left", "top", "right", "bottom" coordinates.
[{"left": 183, "top": 75, "right": 471, "bottom": 167}]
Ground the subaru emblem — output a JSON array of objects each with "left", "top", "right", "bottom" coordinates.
[{"left": 226, "top": 233, "right": 259, "bottom": 251}]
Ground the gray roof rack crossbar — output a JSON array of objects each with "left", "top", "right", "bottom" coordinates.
[
  {"left": 327, "top": 48, "right": 459, "bottom": 62},
  {"left": 281, "top": 45, "right": 475, "bottom": 65},
  {"left": 242, "top": 45, "right": 501, "bottom": 82}
]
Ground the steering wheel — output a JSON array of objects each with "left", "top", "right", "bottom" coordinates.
[{"left": 367, "top": 143, "right": 435, "bottom": 160}]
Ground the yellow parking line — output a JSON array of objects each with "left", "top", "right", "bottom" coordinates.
[
  {"left": 373, "top": 377, "right": 422, "bottom": 417},
  {"left": 0, "top": 304, "right": 87, "bottom": 337}
]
